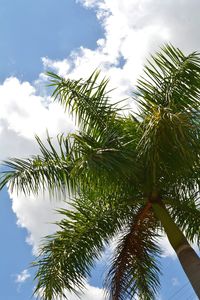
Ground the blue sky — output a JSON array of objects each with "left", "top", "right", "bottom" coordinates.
[
  {"left": 0, "top": 0, "right": 102, "bottom": 82},
  {"left": 0, "top": 0, "right": 200, "bottom": 299}
]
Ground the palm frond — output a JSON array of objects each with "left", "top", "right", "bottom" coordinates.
[
  {"left": 135, "top": 45, "right": 200, "bottom": 188},
  {"left": 34, "top": 192, "right": 137, "bottom": 300},
  {"left": 105, "top": 203, "right": 161, "bottom": 300},
  {"left": 136, "top": 44, "right": 200, "bottom": 114},
  {"left": 0, "top": 118, "right": 142, "bottom": 197},
  {"left": 71, "top": 129, "right": 139, "bottom": 184},
  {"left": 137, "top": 107, "right": 200, "bottom": 188},
  {"left": 47, "top": 70, "right": 120, "bottom": 131},
  {"left": 0, "top": 134, "right": 75, "bottom": 196}
]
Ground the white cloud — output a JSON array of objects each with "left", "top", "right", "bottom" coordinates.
[
  {"left": 0, "top": 76, "right": 74, "bottom": 254},
  {"left": 45, "top": 0, "right": 200, "bottom": 113},
  {"left": 35, "top": 281, "right": 105, "bottom": 300},
  {"left": 10, "top": 190, "right": 68, "bottom": 254},
  {"left": 15, "top": 269, "right": 31, "bottom": 283},
  {"left": 42, "top": 57, "right": 71, "bottom": 77},
  {"left": 64, "top": 283, "right": 105, "bottom": 300},
  {"left": 0, "top": 77, "right": 74, "bottom": 159}
]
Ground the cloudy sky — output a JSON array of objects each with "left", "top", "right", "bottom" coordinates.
[{"left": 0, "top": 0, "right": 200, "bottom": 299}]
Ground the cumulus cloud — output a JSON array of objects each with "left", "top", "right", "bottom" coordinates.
[
  {"left": 10, "top": 190, "right": 68, "bottom": 254},
  {"left": 80, "top": 0, "right": 200, "bottom": 53},
  {"left": 0, "top": 77, "right": 74, "bottom": 159},
  {"left": 64, "top": 283, "right": 105, "bottom": 300},
  {"left": 36, "top": 283, "right": 105, "bottom": 300},
  {"left": 45, "top": 0, "right": 200, "bottom": 111},
  {"left": 15, "top": 269, "right": 31, "bottom": 283},
  {"left": 0, "top": 76, "right": 74, "bottom": 254}
]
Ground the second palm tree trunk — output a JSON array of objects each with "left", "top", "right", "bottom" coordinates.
[{"left": 152, "top": 202, "right": 200, "bottom": 298}]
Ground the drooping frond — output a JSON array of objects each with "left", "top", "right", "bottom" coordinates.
[
  {"left": 105, "top": 203, "right": 161, "bottom": 300},
  {"left": 0, "top": 116, "right": 142, "bottom": 197},
  {"left": 34, "top": 192, "right": 137, "bottom": 300},
  {"left": 48, "top": 70, "right": 121, "bottom": 131},
  {"left": 0, "top": 134, "right": 76, "bottom": 196}
]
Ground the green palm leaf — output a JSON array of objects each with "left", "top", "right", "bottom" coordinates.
[
  {"left": 136, "top": 45, "right": 200, "bottom": 188},
  {"left": 48, "top": 70, "right": 121, "bottom": 131},
  {"left": 0, "top": 134, "right": 75, "bottom": 196},
  {"left": 0, "top": 117, "right": 141, "bottom": 197},
  {"left": 136, "top": 44, "right": 200, "bottom": 113},
  {"left": 34, "top": 192, "right": 137, "bottom": 300}
]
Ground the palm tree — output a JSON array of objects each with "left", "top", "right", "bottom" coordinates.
[{"left": 1, "top": 44, "right": 200, "bottom": 300}]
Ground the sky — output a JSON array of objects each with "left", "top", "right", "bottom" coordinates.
[{"left": 0, "top": 0, "right": 200, "bottom": 299}]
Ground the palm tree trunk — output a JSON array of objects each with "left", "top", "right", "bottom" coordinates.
[{"left": 152, "top": 202, "right": 200, "bottom": 297}]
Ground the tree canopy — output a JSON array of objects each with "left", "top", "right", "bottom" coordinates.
[{"left": 1, "top": 44, "right": 200, "bottom": 299}]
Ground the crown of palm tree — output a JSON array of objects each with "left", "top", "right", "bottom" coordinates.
[{"left": 1, "top": 45, "right": 200, "bottom": 300}]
